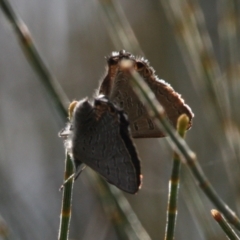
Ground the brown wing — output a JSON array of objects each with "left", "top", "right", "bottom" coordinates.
[
  {"left": 98, "top": 50, "right": 194, "bottom": 138},
  {"left": 71, "top": 97, "right": 141, "bottom": 194}
]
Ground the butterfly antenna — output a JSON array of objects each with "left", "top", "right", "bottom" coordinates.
[
  {"left": 74, "top": 165, "right": 86, "bottom": 180},
  {"left": 59, "top": 165, "right": 86, "bottom": 191}
]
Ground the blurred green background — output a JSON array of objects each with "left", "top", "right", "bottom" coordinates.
[{"left": 0, "top": 0, "right": 240, "bottom": 239}]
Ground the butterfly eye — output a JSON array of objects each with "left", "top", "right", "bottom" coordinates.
[
  {"left": 136, "top": 61, "right": 151, "bottom": 77},
  {"left": 108, "top": 57, "right": 119, "bottom": 65},
  {"left": 136, "top": 61, "right": 145, "bottom": 71}
]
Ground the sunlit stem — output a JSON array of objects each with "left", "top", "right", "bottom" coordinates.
[
  {"left": 58, "top": 152, "right": 74, "bottom": 240},
  {"left": 212, "top": 209, "right": 240, "bottom": 240},
  {"left": 129, "top": 69, "right": 240, "bottom": 230},
  {"left": 164, "top": 115, "right": 189, "bottom": 240}
]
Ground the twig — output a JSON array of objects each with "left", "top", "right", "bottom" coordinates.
[
  {"left": 58, "top": 152, "right": 74, "bottom": 240},
  {"left": 212, "top": 209, "right": 240, "bottom": 240},
  {"left": 98, "top": 0, "right": 143, "bottom": 55},
  {"left": 87, "top": 170, "right": 152, "bottom": 240},
  {"left": 0, "top": 0, "right": 69, "bottom": 119},
  {"left": 129, "top": 69, "right": 240, "bottom": 230},
  {"left": 164, "top": 115, "right": 189, "bottom": 240}
]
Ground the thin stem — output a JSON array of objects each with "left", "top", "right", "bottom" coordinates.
[
  {"left": 211, "top": 209, "right": 240, "bottom": 240},
  {"left": 0, "top": 0, "right": 69, "bottom": 120},
  {"left": 98, "top": 0, "right": 143, "bottom": 55},
  {"left": 164, "top": 115, "right": 189, "bottom": 240},
  {"left": 86, "top": 171, "right": 152, "bottom": 240},
  {"left": 161, "top": 0, "right": 230, "bottom": 122},
  {"left": 129, "top": 69, "right": 240, "bottom": 230},
  {"left": 58, "top": 153, "right": 74, "bottom": 240},
  {"left": 160, "top": 0, "right": 240, "bottom": 218}
]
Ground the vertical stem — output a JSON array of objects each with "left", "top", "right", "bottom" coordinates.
[
  {"left": 164, "top": 115, "right": 189, "bottom": 240},
  {"left": 58, "top": 153, "right": 74, "bottom": 240}
]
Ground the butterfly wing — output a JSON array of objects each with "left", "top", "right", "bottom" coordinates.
[
  {"left": 101, "top": 70, "right": 164, "bottom": 138},
  {"left": 99, "top": 50, "right": 194, "bottom": 138},
  {"left": 71, "top": 97, "right": 141, "bottom": 194}
]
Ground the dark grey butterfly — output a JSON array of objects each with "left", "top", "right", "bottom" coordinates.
[
  {"left": 99, "top": 50, "right": 194, "bottom": 138},
  {"left": 61, "top": 97, "right": 141, "bottom": 194}
]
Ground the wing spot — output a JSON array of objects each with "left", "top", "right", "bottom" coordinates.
[{"left": 147, "top": 119, "right": 155, "bottom": 130}]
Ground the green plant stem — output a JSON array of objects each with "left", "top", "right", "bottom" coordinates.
[
  {"left": 98, "top": 0, "right": 143, "bottom": 55},
  {"left": 0, "top": 0, "right": 69, "bottom": 120},
  {"left": 58, "top": 153, "right": 74, "bottom": 240},
  {"left": 211, "top": 209, "right": 240, "bottom": 240},
  {"left": 161, "top": 0, "right": 230, "bottom": 122},
  {"left": 161, "top": 0, "right": 240, "bottom": 218},
  {"left": 129, "top": 69, "right": 240, "bottom": 230},
  {"left": 164, "top": 115, "right": 189, "bottom": 240},
  {"left": 87, "top": 170, "right": 151, "bottom": 240}
]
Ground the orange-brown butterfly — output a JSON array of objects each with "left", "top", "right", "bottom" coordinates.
[{"left": 98, "top": 50, "right": 194, "bottom": 138}]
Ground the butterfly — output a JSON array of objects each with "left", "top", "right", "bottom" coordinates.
[
  {"left": 60, "top": 97, "right": 141, "bottom": 194},
  {"left": 98, "top": 50, "right": 194, "bottom": 138},
  {"left": 60, "top": 50, "right": 193, "bottom": 193}
]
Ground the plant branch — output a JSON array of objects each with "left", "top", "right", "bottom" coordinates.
[
  {"left": 129, "top": 69, "right": 240, "bottom": 230},
  {"left": 212, "top": 209, "right": 240, "bottom": 240},
  {"left": 58, "top": 152, "right": 74, "bottom": 240},
  {"left": 164, "top": 115, "right": 189, "bottom": 240}
]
